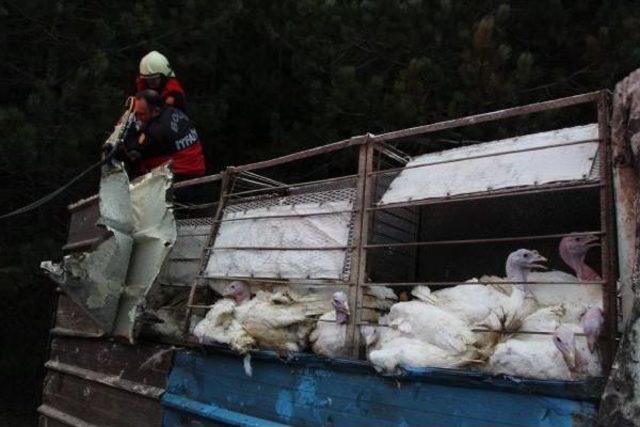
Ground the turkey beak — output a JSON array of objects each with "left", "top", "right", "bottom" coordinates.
[
  {"left": 341, "top": 300, "right": 351, "bottom": 316},
  {"left": 583, "top": 235, "right": 600, "bottom": 249},
  {"left": 528, "top": 254, "right": 548, "bottom": 271},
  {"left": 564, "top": 347, "right": 576, "bottom": 370},
  {"left": 334, "top": 298, "right": 350, "bottom": 316}
]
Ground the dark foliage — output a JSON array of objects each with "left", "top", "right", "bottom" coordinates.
[{"left": 1, "top": 0, "right": 640, "bottom": 423}]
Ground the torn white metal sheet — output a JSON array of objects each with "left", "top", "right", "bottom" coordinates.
[
  {"left": 112, "top": 164, "right": 177, "bottom": 342},
  {"left": 41, "top": 163, "right": 134, "bottom": 332},
  {"left": 205, "top": 200, "right": 353, "bottom": 280},
  {"left": 379, "top": 124, "right": 600, "bottom": 205}
]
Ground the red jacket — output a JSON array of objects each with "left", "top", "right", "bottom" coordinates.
[{"left": 135, "top": 76, "right": 187, "bottom": 111}]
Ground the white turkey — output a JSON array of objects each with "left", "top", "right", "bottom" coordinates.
[
  {"left": 223, "top": 281, "right": 330, "bottom": 358},
  {"left": 309, "top": 291, "right": 350, "bottom": 358},
  {"left": 526, "top": 234, "right": 603, "bottom": 323},
  {"left": 487, "top": 325, "right": 574, "bottom": 380},
  {"left": 192, "top": 281, "right": 256, "bottom": 354},
  {"left": 487, "top": 322, "right": 602, "bottom": 380},
  {"left": 423, "top": 248, "right": 547, "bottom": 329},
  {"left": 368, "top": 336, "right": 477, "bottom": 374},
  {"left": 386, "top": 288, "right": 478, "bottom": 356}
]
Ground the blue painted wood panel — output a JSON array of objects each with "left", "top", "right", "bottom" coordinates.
[{"left": 163, "top": 350, "right": 599, "bottom": 426}]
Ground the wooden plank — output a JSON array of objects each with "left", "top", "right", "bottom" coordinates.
[
  {"left": 346, "top": 141, "right": 373, "bottom": 356},
  {"left": 163, "top": 350, "right": 599, "bottom": 427},
  {"left": 54, "top": 295, "right": 103, "bottom": 335},
  {"left": 65, "top": 198, "right": 106, "bottom": 249},
  {"left": 48, "top": 337, "right": 172, "bottom": 388},
  {"left": 39, "top": 407, "right": 95, "bottom": 427},
  {"left": 42, "top": 371, "right": 163, "bottom": 427},
  {"left": 45, "top": 361, "right": 164, "bottom": 399}
]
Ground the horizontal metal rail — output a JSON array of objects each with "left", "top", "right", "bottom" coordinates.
[
  {"left": 356, "top": 322, "right": 589, "bottom": 337},
  {"left": 173, "top": 173, "right": 223, "bottom": 188},
  {"left": 372, "top": 91, "right": 602, "bottom": 142},
  {"left": 209, "top": 245, "right": 356, "bottom": 251},
  {"left": 233, "top": 135, "right": 366, "bottom": 173},
  {"left": 368, "top": 138, "right": 600, "bottom": 178},
  {"left": 364, "top": 230, "right": 603, "bottom": 250},
  {"left": 238, "top": 170, "right": 287, "bottom": 187},
  {"left": 362, "top": 280, "right": 606, "bottom": 287},
  {"left": 203, "top": 275, "right": 352, "bottom": 286},
  {"left": 369, "top": 181, "right": 603, "bottom": 212},
  {"left": 173, "top": 202, "right": 219, "bottom": 211}
]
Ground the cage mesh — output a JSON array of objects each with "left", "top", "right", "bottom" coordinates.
[{"left": 216, "top": 177, "right": 359, "bottom": 281}]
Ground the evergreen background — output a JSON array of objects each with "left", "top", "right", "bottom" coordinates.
[{"left": 1, "top": 0, "right": 640, "bottom": 424}]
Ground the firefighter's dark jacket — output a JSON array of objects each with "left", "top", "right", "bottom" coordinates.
[{"left": 124, "top": 106, "right": 205, "bottom": 176}]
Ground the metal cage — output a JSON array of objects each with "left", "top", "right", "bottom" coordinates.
[{"left": 178, "top": 90, "right": 617, "bottom": 374}]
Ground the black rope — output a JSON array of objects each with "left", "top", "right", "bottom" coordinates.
[
  {"left": 0, "top": 102, "right": 137, "bottom": 220},
  {"left": 0, "top": 155, "right": 111, "bottom": 220}
]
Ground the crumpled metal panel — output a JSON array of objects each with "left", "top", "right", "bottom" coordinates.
[
  {"left": 112, "top": 163, "right": 177, "bottom": 341},
  {"left": 41, "top": 163, "right": 134, "bottom": 332},
  {"left": 41, "top": 162, "right": 176, "bottom": 340}
]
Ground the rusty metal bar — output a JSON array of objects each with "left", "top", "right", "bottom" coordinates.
[
  {"left": 183, "top": 169, "right": 233, "bottom": 332},
  {"left": 598, "top": 92, "right": 618, "bottom": 373},
  {"left": 45, "top": 360, "right": 164, "bottom": 399},
  {"left": 373, "top": 141, "right": 411, "bottom": 164},
  {"left": 238, "top": 170, "right": 287, "bottom": 187},
  {"left": 364, "top": 231, "right": 603, "bottom": 250},
  {"left": 173, "top": 173, "right": 223, "bottom": 189},
  {"left": 363, "top": 280, "right": 606, "bottom": 287},
  {"left": 372, "top": 91, "right": 602, "bottom": 142},
  {"left": 209, "top": 245, "right": 355, "bottom": 251},
  {"left": 356, "top": 322, "right": 589, "bottom": 337},
  {"left": 173, "top": 201, "right": 219, "bottom": 211},
  {"left": 369, "top": 181, "right": 603, "bottom": 212},
  {"left": 233, "top": 135, "right": 366, "bottom": 173},
  {"left": 203, "top": 275, "right": 352, "bottom": 286},
  {"left": 367, "top": 138, "right": 600, "bottom": 178},
  {"left": 224, "top": 173, "right": 359, "bottom": 199}
]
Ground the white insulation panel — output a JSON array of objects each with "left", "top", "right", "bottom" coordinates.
[
  {"left": 205, "top": 200, "right": 352, "bottom": 279},
  {"left": 379, "top": 124, "right": 600, "bottom": 205}
]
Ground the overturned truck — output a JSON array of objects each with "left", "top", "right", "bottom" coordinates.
[{"left": 38, "top": 71, "right": 640, "bottom": 427}]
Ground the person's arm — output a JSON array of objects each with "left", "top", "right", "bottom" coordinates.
[
  {"left": 135, "top": 76, "right": 147, "bottom": 92},
  {"left": 165, "top": 91, "right": 185, "bottom": 111},
  {"left": 163, "top": 78, "right": 187, "bottom": 111}
]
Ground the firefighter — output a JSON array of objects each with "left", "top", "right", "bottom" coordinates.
[
  {"left": 136, "top": 51, "right": 187, "bottom": 111},
  {"left": 124, "top": 90, "right": 205, "bottom": 187}
]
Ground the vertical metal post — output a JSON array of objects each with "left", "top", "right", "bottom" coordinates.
[
  {"left": 183, "top": 168, "right": 234, "bottom": 332},
  {"left": 346, "top": 135, "right": 374, "bottom": 357},
  {"left": 598, "top": 91, "right": 618, "bottom": 372}
]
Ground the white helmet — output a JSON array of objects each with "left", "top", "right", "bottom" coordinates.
[{"left": 139, "top": 51, "right": 175, "bottom": 77}]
